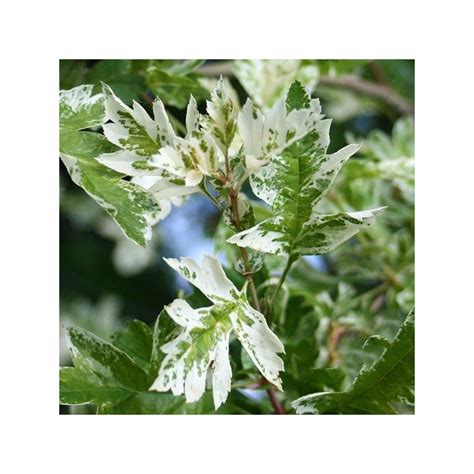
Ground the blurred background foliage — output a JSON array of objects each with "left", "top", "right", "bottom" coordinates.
[{"left": 60, "top": 59, "right": 414, "bottom": 414}]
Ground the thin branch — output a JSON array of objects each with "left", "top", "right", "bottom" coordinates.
[
  {"left": 199, "top": 61, "right": 233, "bottom": 77},
  {"left": 318, "top": 75, "right": 414, "bottom": 116},
  {"left": 266, "top": 388, "right": 286, "bottom": 415},
  {"left": 267, "top": 254, "right": 295, "bottom": 311}
]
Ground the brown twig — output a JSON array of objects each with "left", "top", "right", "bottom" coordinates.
[{"left": 266, "top": 387, "right": 286, "bottom": 415}]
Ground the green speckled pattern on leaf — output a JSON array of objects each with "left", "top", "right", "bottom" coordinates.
[
  {"left": 228, "top": 81, "right": 384, "bottom": 258},
  {"left": 59, "top": 85, "right": 161, "bottom": 246},
  {"left": 150, "top": 256, "right": 285, "bottom": 409}
]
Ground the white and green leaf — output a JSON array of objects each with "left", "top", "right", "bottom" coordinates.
[
  {"left": 59, "top": 84, "right": 107, "bottom": 132},
  {"left": 150, "top": 300, "right": 233, "bottom": 408},
  {"left": 59, "top": 86, "right": 162, "bottom": 246},
  {"left": 234, "top": 59, "right": 319, "bottom": 109},
  {"left": 237, "top": 84, "right": 323, "bottom": 173},
  {"left": 229, "top": 81, "right": 384, "bottom": 258},
  {"left": 202, "top": 77, "right": 238, "bottom": 153},
  {"left": 102, "top": 82, "right": 176, "bottom": 157},
  {"left": 60, "top": 132, "right": 161, "bottom": 246},
  {"left": 150, "top": 256, "right": 285, "bottom": 408}
]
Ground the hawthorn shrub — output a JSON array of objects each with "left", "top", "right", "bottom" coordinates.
[{"left": 59, "top": 60, "right": 414, "bottom": 414}]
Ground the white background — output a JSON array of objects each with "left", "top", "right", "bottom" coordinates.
[{"left": 1, "top": 0, "right": 472, "bottom": 472}]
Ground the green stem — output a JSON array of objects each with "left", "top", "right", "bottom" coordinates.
[{"left": 267, "top": 254, "right": 295, "bottom": 311}]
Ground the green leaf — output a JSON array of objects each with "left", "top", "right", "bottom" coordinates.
[
  {"left": 150, "top": 256, "right": 285, "bottom": 409},
  {"left": 311, "top": 368, "right": 346, "bottom": 392},
  {"left": 374, "top": 60, "right": 414, "bottom": 102},
  {"left": 60, "top": 60, "right": 88, "bottom": 90},
  {"left": 61, "top": 316, "right": 182, "bottom": 412},
  {"left": 97, "top": 391, "right": 190, "bottom": 414},
  {"left": 98, "top": 390, "right": 252, "bottom": 415},
  {"left": 146, "top": 61, "right": 208, "bottom": 109},
  {"left": 59, "top": 60, "right": 147, "bottom": 104},
  {"left": 111, "top": 320, "right": 153, "bottom": 371},
  {"left": 292, "top": 308, "right": 414, "bottom": 414},
  {"left": 67, "top": 327, "right": 151, "bottom": 391},
  {"left": 85, "top": 60, "right": 146, "bottom": 104},
  {"left": 229, "top": 81, "right": 384, "bottom": 258},
  {"left": 286, "top": 79, "right": 310, "bottom": 111},
  {"left": 60, "top": 367, "right": 133, "bottom": 405}
]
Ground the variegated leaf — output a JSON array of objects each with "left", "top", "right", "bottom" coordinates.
[
  {"left": 202, "top": 77, "right": 238, "bottom": 153},
  {"left": 234, "top": 59, "right": 319, "bottom": 109},
  {"left": 150, "top": 300, "right": 233, "bottom": 409},
  {"left": 59, "top": 86, "right": 161, "bottom": 246},
  {"left": 99, "top": 84, "right": 225, "bottom": 190},
  {"left": 59, "top": 84, "right": 107, "bottom": 132},
  {"left": 237, "top": 84, "right": 323, "bottom": 174},
  {"left": 102, "top": 82, "right": 176, "bottom": 157},
  {"left": 97, "top": 85, "right": 225, "bottom": 221},
  {"left": 229, "top": 81, "right": 384, "bottom": 258},
  {"left": 96, "top": 83, "right": 173, "bottom": 178},
  {"left": 150, "top": 256, "right": 285, "bottom": 409},
  {"left": 151, "top": 133, "right": 223, "bottom": 185}
]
